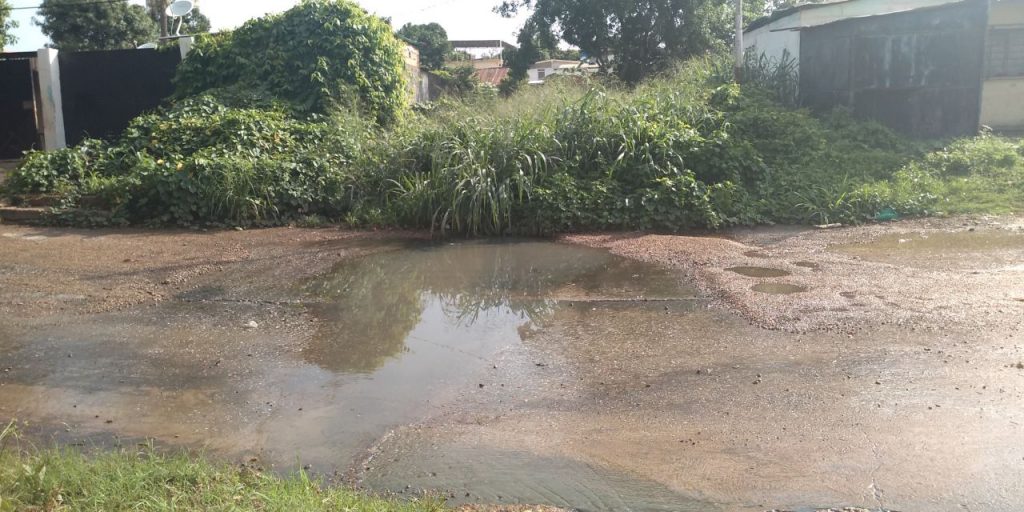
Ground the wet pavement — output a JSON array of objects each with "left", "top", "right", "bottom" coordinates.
[{"left": 1, "top": 219, "right": 1023, "bottom": 511}]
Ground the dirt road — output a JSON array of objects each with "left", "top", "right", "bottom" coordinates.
[{"left": 0, "top": 217, "right": 1021, "bottom": 511}]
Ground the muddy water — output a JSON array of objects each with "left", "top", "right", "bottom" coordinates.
[
  {"left": 834, "top": 230, "right": 1024, "bottom": 270},
  {"left": 751, "top": 283, "right": 808, "bottom": 295},
  {"left": 0, "top": 241, "right": 705, "bottom": 509},
  {"left": 726, "top": 266, "right": 791, "bottom": 278}
]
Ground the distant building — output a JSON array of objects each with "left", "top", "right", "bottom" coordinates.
[
  {"left": 528, "top": 59, "right": 598, "bottom": 84},
  {"left": 744, "top": 0, "right": 1024, "bottom": 136},
  {"left": 447, "top": 40, "right": 517, "bottom": 88}
]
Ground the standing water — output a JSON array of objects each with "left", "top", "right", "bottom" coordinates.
[{"left": 0, "top": 240, "right": 705, "bottom": 510}]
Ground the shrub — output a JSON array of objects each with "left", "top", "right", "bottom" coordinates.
[
  {"left": 174, "top": 0, "right": 408, "bottom": 125},
  {"left": 9, "top": 51, "right": 1020, "bottom": 233},
  {"left": 7, "top": 94, "right": 368, "bottom": 227}
]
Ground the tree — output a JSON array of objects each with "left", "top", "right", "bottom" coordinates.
[
  {"left": 499, "top": 0, "right": 745, "bottom": 84},
  {"left": 1, "top": 0, "right": 18, "bottom": 49},
  {"left": 175, "top": 0, "right": 408, "bottom": 125},
  {"left": 146, "top": 0, "right": 211, "bottom": 38},
  {"left": 396, "top": 22, "right": 451, "bottom": 71},
  {"left": 35, "top": 0, "right": 158, "bottom": 51}
]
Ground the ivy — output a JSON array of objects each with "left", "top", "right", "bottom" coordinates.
[{"left": 174, "top": 0, "right": 408, "bottom": 125}]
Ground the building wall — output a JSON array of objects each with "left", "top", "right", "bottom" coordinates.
[
  {"left": 745, "top": 12, "right": 803, "bottom": 64},
  {"left": 800, "top": 0, "right": 989, "bottom": 137},
  {"left": 980, "top": 0, "right": 1024, "bottom": 130},
  {"left": 745, "top": 0, "right": 965, "bottom": 64},
  {"left": 403, "top": 45, "right": 428, "bottom": 104},
  {"left": 528, "top": 66, "right": 557, "bottom": 82},
  {"left": 800, "top": 0, "right": 964, "bottom": 26}
]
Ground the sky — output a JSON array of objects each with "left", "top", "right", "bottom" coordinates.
[{"left": 5, "top": 0, "right": 530, "bottom": 52}]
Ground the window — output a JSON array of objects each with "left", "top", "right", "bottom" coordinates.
[
  {"left": 987, "top": 28, "right": 1024, "bottom": 78},
  {"left": 537, "top": 68, "right": 546, "bottom": 79}
]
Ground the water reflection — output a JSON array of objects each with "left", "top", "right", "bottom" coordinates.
[{"left": 301, "top": 241, "right": 692, "bottom": 373}]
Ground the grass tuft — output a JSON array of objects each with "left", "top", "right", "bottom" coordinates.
[{"left": 0, "top": 423, "right": 445, "bottom": 512}]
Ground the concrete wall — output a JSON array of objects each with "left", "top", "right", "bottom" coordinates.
[
  {"left": 746, "top": 13, "right": 803, "bottom": 64},
  {"left": 980, "top": 0, "right": 1024, "bottom": 130},
  {"left": 800, "top": 0, "right": 964, "bottom": 26},
  {"left": 800, "top": 0, "right": 988, "bottom": 137}
]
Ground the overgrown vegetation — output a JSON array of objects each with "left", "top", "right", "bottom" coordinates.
[
  {"left": 175, "top": 0, "right": 408, "bottom": 124},
  {"left": 0, "top": 422, "right": 445, "bottom": 511},
  {"left": 4, "top": 2, "right": 1021, "bottom": 234}
]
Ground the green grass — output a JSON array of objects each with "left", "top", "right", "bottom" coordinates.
[{"left": 0, "top": 425, "right": 445, "bottom": 512}]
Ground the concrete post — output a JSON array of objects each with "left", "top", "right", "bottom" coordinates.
[
  {"left": 735, "top": 0, "right": 744, "bottom": 82},
  {"left": 178, "top": 36, "right": 194, "bottom": 60},
  {"left": 36, "top": 48, "right": 66, "bottom": 151}
]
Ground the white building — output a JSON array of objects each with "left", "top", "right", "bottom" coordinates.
[
  {"left": 744, "top": 0, "right": 1024, "bottom": 135},
  {"left": 527, "top": 59, "right": 598, "bottom": 84}
]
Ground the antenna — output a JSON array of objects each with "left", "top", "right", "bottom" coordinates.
[{"left": 166, "top": 0, "right": 195, "bottom": 37}]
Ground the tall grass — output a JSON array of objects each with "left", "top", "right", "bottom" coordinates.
[
  {"left": 0, "top": 422, "right": 445, "bottom": 512},
  {"left": 6, "top": 55, "right": 1022, "bottom": 232}
]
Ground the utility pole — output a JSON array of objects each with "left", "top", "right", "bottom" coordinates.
[{"left": 734, "top": 0, "right": 744, "bottom": 82}]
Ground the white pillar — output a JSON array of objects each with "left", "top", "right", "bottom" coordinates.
[
  {"left": 36, "top": 48, "right": 66, "bottom": 151},
  {"left": 735, "top": 0, "right": 744, "bottom": 81},
  {"left": 178, "top": 36, "right": 194, "bottom": 60}
]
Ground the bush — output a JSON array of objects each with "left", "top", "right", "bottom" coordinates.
[
  {"left": 8, "top": 52, "right": 1020, "bottom": 233},
  {"left": 174, "top": 0, "right": 408, "bottom": 125},
  {"left": 7, "top": 94, "right": 368, "bottom": 227}
]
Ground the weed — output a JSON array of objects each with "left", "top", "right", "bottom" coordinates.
[{"left": 0, "top": 440, "right": 447, "bottom": 511}]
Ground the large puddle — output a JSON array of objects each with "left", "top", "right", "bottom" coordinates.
[
  {"left": 834, "top": 230, "right": 1024, "bottom": 269},
  {"left": 0, "top": 241, "right": 705, "bottom": 510}
]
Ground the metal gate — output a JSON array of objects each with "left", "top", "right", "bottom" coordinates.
[
  {"left": 59, "top": 49, "right": 181, "bottom": 146},
  {"left": 0, "top": 55, "right": 41, "bottom": 160}
]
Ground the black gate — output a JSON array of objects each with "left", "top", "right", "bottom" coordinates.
[
  {"left": 58, "top": 48, "right": 181, "bottom": 146},
  {"left": 0, "top": 55, "right": 40, "bottom": 160}
]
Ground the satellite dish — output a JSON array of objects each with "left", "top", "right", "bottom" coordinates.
[
  {"left": 166, "top": 0, "right": 195, "bottom": 36},
  {"left": 166, "top": 0, "right": 194, "bottom": 17},
  {"left": 137, "top": 42, "right": 159, "bottom": 49}
]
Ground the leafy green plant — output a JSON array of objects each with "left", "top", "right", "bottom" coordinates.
[
  {"left": 8, "top": 49, "right": 1020, "bottom": 233},
  {"left": 174, "top": 0, "right": 408, "bottom": 125}
]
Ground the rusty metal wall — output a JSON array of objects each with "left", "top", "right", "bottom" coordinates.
[
  {"left": 800, "top": 0, "right": 988, "bottom": 138},
  {"left": 0, "top": 56, "right": 40, "bottom": 160}
]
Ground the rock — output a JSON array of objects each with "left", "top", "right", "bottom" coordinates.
[{"left": 244, "top": 321, "right": 259, "bottom": 329}]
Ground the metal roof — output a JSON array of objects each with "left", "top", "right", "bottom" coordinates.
[
  {"left": 449, "top": 40, "right": 518, "bottom": 51},
  {"left": 745, "top": 0, "right": 858, "bottom": 33}
]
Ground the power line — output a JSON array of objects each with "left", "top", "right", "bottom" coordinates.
[{"left": 9, "top": 0, "right": 129, "bottom": 11}]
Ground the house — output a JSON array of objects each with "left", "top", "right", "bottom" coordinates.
[
  {"left": 744, "top": 0, "right": 1024, "bottom": 136},
  {"left": 447, "top": 40, "right": 516, "bottom": 88},
  {"left": 528, "top": 59, "right": 598, "bottom": 84}
]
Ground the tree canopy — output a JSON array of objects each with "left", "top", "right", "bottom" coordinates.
[
  {"left": 1, "top": 0, "right": 18, "bottom": 49},
  {"left": 498, "top": 0, "right": 791, "bottom": 87},
  {"left": 396, "top": 22, "right": 451, "bottom": 71},
  {"left": 35, "top": 0, "right": 158, "bottom": 51}
]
